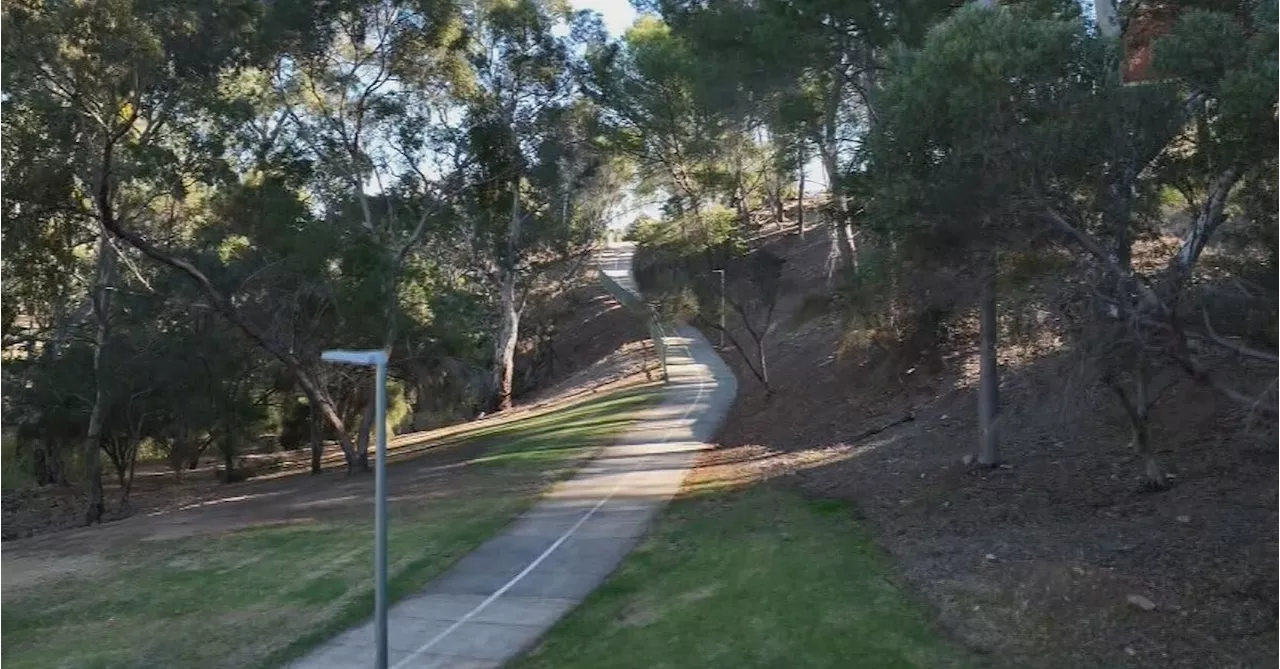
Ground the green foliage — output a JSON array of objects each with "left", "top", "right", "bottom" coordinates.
[
  {"left": 277, "top": 398, "right": 314, "bottom": 452},
  {"left": 1, "top": 0, "right": 627, "bottom": 488},
  {"left": 384, "top": 378, "right": 412, "bottom": 435},
  {"left": 1153, "top": 4, "right": 1278, "bottom": 184},
  {"left": 866, "top": 5, "right": 1103, "bottom": 255}
]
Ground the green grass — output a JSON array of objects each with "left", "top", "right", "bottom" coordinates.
[
  {"left": 0, "top": 386, "right": 660, "bottom": 669},
  {"left": 514, "top": 484, "right": 972, "bottom": 669}
]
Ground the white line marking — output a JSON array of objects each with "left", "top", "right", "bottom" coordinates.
[{"left": 391, "top": 259, "right": 712, "bottom": 669}]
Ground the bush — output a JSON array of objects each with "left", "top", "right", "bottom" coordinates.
[
  {"left": 278, "top": 398, "right": 313, "bottom": 451},
  {"left": 2, "top": 437, "right": 37, "bottom": 490}
]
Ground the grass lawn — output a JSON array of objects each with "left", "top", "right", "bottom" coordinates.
[
  {"left": 0, "top": 386, "right": 660, "bottom": 669},
  {"left": 514, "top": 483, "right": 972, "bottom": 669}
]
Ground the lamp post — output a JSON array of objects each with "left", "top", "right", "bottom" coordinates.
[
  {"left": 711, "top": 269, "right": 725, "bottom": 350},
  {"left": 320, "top": 349, "right": 390, "bottom": 669}
]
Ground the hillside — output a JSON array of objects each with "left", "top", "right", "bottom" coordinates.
[
  {"left": 2, "top": 272, "right": 655, "bottom": 541},
  {"left": 669, "top": 228, "right": 1277, "bottom": 669}
]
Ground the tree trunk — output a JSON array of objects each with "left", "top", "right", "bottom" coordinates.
[
  {"left": 82, "top": 232, "right": 114, "bottom": 525},
  {"left": 491, "top": 272, "right": 520, "bottom": 412},
  {"left": 757, "top": 342, "right": 770, "bottom": 392},
  {"left": 297, "top": 372, "right": 358, "bottom": 470},
  {"left": 977, "top": 258, "right": 1001, "bottom": 467},
  {"left": 1105, "top": 354, "right": 1168, "bottom": 490},
  {"left": 796, "top": 146, "right": 806, "bottom": 239},
  {"left": 355, "top": 389, "right": 376, "bottom": 472},
  {"left": 1112, "top": 356, "right": 1167, "bottom": 489},
  {"left": 108, "top": 439, "right": 128, "bottom": 487},
  {"left": 817, "top": 71, "right": 855, "bottom": 272},
  {"left": 1160, "top": 166, "right": 1241, "bottom": 300},
  {"left": 355, "top": 269, "right": 403, "bottom": 472},
  {"left": 187, "top": 436, "right": 213, "bottom": 470},
  {"left": 120, "top": 439, "right": 140, "bottom": 508},
  {"left": 310, "top": 410, "right": 323, "bottom": 475},
  {"left": 770, "top": 175, "right": 784, "bottom": 229},
  {"left": 222, "top": 442, "right": 235, "bottom": 484},
  {"left": 490, "top": 180, "right": 524, "bottom": 413},
  {"left": 818, "top": 147, "right": 856, "bottom": 273}
]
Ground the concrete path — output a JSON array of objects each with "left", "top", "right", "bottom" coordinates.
[{"left": 288, "top": 243, "right": 736, "bottom": 669}]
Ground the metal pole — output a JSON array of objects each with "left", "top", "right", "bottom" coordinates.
[
  {"left": 319, "top": 349, "right": 391, "bottom": 669},
  {"left": 374, "top": 359, "right": 389, "bottom": 669}
]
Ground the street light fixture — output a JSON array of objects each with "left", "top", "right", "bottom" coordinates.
[{"left": 320, "top": 348, "right": 391, "bottom": 669}]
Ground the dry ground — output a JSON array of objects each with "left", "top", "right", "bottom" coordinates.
[{"left": 682, "top": 227, "right": 1277, "bottom": 669}]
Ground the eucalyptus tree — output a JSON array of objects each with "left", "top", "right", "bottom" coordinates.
[
  {"left": 649, "top": 0, "right": 959, "bottom": 274},
  {"left": 584, "top": 18, "right": 726, "bottom": 225},
  {"left": 261, "top": 0, "right": 474, "bottom": 466},
  {"left": 447, "top": 0, "right": 621, "bottom": 412},
  {"left": 1, "top": 0, "right": 280, "bottom": 518}
]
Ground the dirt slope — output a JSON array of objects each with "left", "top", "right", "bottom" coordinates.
[{"left": 701, "top": 230, "right": 1277, "bottom": 669}]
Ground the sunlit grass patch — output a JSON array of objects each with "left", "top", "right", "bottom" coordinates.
[
  {"left": 515, "top": 484, "right": 972, "bottom": 669},
  {"left": 1, "top": 385, "right": 661, "bottom": 669}
]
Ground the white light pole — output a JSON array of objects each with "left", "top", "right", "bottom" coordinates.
[
  {"left": 711, "top": 269, "right": 725, "bottom": 350},
  {"left": 320, "top": 349, "right": 390, "bottom": 669}
]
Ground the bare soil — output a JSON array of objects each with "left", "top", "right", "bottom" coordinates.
[
  {"left": 520, "top": 269, "right": 662, "bottom": 406},
  {"left": 696, "top": 229, "right": 1278, "bottom": 669},
  {"left": 2, "top": 275, "right": 651, "bottom": 543}
]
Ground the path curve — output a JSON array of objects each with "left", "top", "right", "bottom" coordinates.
[{"left": 291, "top": 242, "right": 737, "bottom": 669}]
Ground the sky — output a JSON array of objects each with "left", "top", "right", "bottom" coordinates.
[{"left": 570, "top": 0, "right": 639, "bottom": 38}]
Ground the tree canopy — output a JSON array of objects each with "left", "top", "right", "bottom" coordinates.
[
  {"left": 2, "top": 0, "right": 629, "bottom": 519},
  {"left": 2, "top": 0, "right": 1275, "bottom": 518}
]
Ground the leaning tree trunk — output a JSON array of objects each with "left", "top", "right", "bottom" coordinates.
[
  {"left": 295, "top": 371, "right": 359, "bottom": 470},
  {"left": 757, "top": 341, "right": 770, "bottom": 392},
  {"left": 977, "top": 256, "right": 1001, "bottom": 467}
]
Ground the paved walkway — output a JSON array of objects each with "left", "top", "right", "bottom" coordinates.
[{"left": 288, "top": 243, "right": 736, "bottom": 669}]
